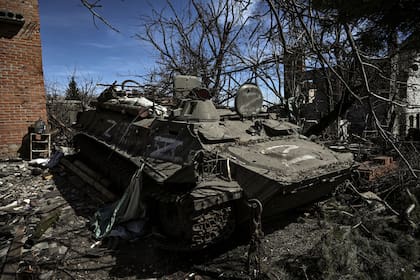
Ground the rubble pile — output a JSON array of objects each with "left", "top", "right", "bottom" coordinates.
[
  {"left": 0, "top": 160, "right": 107, "bottom": 279},
  {"left": 0, "top": 160, "right": 203, "bottom": 279},
  {"left": 47, "top": 113, "right": 75, "bottom": 148},
  {"left": 1, "top": 151, "right": 420, "bottom": 279}
]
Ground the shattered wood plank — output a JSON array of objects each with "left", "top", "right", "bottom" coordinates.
[
  {"left": 1, "top": 225, "right": 25, "bottom": 280},
  {"left": 33, "top": 210, "right": 61, "bottom": 240},
  {"left": 35, "top": 201, "right": 67, "bottom": 215}
]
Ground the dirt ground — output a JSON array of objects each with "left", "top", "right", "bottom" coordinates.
[{"left": 1, "top": 157, "right": 420, "bottom": 280}]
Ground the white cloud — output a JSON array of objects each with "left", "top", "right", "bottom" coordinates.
[
  {"left": 218, "top": 0, "right": 260, "bottom": 26},
  {"left": 79, "top": 42, "right": 114, "bottom": 49}
]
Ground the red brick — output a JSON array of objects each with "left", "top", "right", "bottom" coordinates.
[{"left": 0, "top": 0, "right": 46, "bottom": 158}]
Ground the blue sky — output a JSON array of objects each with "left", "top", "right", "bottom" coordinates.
[{"left": 39, "top": 0, "right": 174, "bottom": 91}]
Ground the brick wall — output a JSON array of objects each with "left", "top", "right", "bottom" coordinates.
[{"left": 0, "top": 0, "right": 47, "bottom": 158}]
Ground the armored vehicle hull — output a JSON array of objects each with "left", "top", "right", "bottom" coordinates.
[{"left": 72, "top": 80, "right": 353, "bottom": 249}]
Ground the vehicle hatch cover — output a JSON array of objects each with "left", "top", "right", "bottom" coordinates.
[{"left": 235, "top": 83, "right": 263, "bottom": 117}]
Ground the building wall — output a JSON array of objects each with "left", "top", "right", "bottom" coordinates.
[
  {"left": 0, "top": 0, "right": 47, "bottom": 158},
  {"left": 402, "top": 51, "right": 420, "bottom": 134}
]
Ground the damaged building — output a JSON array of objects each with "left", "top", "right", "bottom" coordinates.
[
  {"left": 0, "top": 0, "right": 47, "bottom": 158},
  {"left": 287, "top": 38, "right": 420, "bottom": 138},
  {"left": 395, "top": 46, "right": 420, "bottom": 136}
]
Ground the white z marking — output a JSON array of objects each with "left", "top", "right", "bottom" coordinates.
[
  {"left": 150, "top": 136, "right": 183, "bottom": 160},
  {"left": 261, "top": 144, "right": 299, "bottom": 154},
  {"left": 103, "top": 120, "right": 117, "bottom": 138}
]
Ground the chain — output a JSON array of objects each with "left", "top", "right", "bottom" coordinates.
[{"left": 246, "top": 198, "right": 264, "bottom": 279}]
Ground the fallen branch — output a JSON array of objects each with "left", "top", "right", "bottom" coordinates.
[
  {"left": 346, "top": 181, "right": 400, "bottom": 216},
  {"left": 405, "top": 188, "right": 418, "bottom": 231}
]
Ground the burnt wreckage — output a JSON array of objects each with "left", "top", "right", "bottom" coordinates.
[{"left": 72, "top": 76, "right": 354, "bottom": 249}]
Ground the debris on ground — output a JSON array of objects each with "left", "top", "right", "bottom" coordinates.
[{"left": 1, "top": 142, "right": 420, "bottom": 279}]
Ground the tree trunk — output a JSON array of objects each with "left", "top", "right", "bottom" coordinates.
[{"left": 304, "top": 91, "right": 355, "bottom": 137}]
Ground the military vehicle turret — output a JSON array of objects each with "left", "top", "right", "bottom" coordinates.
[{"left": 73, "top": 76, "right": 353, "bottom": 249}]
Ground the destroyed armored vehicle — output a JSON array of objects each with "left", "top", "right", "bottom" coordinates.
[{"left": 72, "top": 76, "right": 353, "bottom": 249}]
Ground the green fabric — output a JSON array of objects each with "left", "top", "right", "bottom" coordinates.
[{"left": 93, "top": 166, "right": 145, "bottom": 239}]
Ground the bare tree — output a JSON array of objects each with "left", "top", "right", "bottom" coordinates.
[
  {"left": 78, "top": 75, "right": 101, "bottom": 109},
  {"left": 137, "top": 0, "right": 265, "bottom": 101},
  {"left": 80, "top": 0, "right": 120, "bottom": 32},
  {"left": 82, "top": 0, "right": 420, "bottom": 142},
  {"left": 260, "top": 0, "right": 409, "bottom": 134},
  {"left": 45, "top": 80, "right": 63, "bottom": 101}
]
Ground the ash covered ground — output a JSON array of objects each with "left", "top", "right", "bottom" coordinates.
[{"left": 1, "top": 157, "right": 420, "bottom": 280}]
